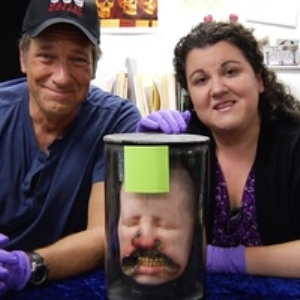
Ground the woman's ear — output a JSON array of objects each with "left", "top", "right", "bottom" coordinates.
[{"left": 256, "top": 73, "right": 265, "bottom": 93}]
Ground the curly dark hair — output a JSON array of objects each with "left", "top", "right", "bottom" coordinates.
[{"left": 173, "top": 21, "right": 300, "bottom": 122}]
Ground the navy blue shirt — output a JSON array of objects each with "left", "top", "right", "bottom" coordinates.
[{"left": 0, "top": 78, "right": 141, "bottom": 251}]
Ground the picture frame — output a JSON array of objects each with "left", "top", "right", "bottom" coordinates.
[{"left": 96, "top": 0, "right": 158, "bottom": 34}]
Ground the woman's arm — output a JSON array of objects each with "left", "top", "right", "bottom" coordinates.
[{"left": 246, "top": 240, "right": 300, "bottom": 277}]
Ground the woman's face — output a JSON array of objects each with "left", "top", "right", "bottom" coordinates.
[{"left": 185, "top": 41, "right": 264, "bottom": 135}]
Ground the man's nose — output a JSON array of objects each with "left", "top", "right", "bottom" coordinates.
[{"left": 51, "top": 62, "right": 72, "bottom": 85}]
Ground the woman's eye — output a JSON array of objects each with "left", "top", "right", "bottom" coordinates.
[
  {"left": 225, "top": 68, "right": 237, "bottom": 76},
  {"left": 194, "top": 77, "right": 207, "bottom": 85}
]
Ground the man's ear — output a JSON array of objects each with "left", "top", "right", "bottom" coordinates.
[{"left": 19, "top": 51, "right": 27, "bottom": 74}]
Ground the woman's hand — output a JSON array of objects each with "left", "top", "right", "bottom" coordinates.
[{"left": 136, "top": 110, "right": 191, "bottom": 134}]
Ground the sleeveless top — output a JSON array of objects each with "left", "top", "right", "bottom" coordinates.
[{"left": 212, "top": 163, "right": 262, "bottom": 247}]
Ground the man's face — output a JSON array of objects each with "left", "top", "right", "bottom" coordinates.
[
  {"left": 118, "top": 169, "right": 194, "bottom": 285},
  {"left": 20, "top": 24, "right": 94, "bottom": 122}
]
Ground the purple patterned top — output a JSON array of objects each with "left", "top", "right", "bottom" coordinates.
[{"left": 212, "top": 163, "right": 262, "bottom": 247}]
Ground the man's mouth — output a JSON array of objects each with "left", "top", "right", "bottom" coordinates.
[{"left": 121, "top": 247, "right": 179, "bottom": 276}]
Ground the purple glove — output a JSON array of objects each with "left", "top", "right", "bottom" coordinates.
[
  {"left": 2, "top": 250, "right": 31, "bottom": 291},
  {"left": 0, "top": 233, "right": 11, "bottom": 290},
  {"left": 207, "top": 245, "right": 246, "bottom": 274},
  {"left": 136, "top": 110, "right": 191, "bottom": 134},
  {"left": 0, "top": 234, "right": 9, "bottom": 247},
  {"left": 0, "top": 234, "right": 20, "bottom": 296},
  {"left": 0, "top": 234, "right": 31, "bottom": 296}
]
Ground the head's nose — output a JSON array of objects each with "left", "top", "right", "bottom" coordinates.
[{"left": 132, "top": 226, "right": 160, "bottom": 250}]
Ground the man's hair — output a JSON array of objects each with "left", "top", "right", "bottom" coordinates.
[{"left": 19, "top": 33, "right": 102, "bottom": 77}]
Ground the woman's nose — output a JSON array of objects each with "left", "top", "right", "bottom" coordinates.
[{"left": 210, "top": 77, "right": 228, "bottom": 97}]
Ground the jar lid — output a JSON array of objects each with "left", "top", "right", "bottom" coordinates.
[{"left": 104, "top": 133, "right": 209, "bottom": 145}]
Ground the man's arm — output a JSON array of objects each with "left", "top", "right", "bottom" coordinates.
[{"left": 35, "top": 182, "right": 105, "bottom": 280}]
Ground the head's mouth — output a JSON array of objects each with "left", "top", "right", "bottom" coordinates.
[{"left": 121, "top": 240, "right": 179, "bottom": 276}]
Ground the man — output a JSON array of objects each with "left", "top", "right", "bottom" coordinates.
[{"left": 0, "top": 0, "right": 140, "bottom": 296}]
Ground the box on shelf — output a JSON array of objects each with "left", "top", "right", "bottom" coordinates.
[{"left": 263, "top": 39, "right": 299, "bottom": 66}]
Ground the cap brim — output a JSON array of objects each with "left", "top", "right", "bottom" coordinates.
[{"left": 28, "top": 18, "right": 98, "bottom": 45}]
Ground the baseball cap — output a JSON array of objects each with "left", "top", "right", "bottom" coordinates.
[{"left": 22, "top": 0, "right": 100, "bottom": 45}]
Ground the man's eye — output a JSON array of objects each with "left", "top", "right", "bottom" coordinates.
[
  {"left": 73, "top": 57, "right": 86, "bottom": 62},
  {"left": 38, "top": 53, "right": 54, "bottom": 61},
  {"left": 72, "top": 57, "right": 89, "bottom": 65}
]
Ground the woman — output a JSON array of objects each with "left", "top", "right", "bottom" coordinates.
[{"left": 136, "top": 21, "right": 300, "bottom": 277}]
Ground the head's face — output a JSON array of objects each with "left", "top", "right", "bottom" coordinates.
[
  {"left": 20, "top": 24, "right": 95, "bottom": 121},
  {"left": 118, "top": 168, "right": 195, "bottom": 285}
]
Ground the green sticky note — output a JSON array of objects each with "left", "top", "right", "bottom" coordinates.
[{"left": 124, "top": 146, "right": 169, "bottom": 193}]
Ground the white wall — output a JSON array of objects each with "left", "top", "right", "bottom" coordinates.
[
  {"left": 92, "top": 0, "right": 300, "bottom": 97},
  {"left": 275, "top": 68, "right": 300, "bottom": 98}
]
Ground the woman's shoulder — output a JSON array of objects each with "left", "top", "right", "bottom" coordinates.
[
  {"left": 271, "top": 119, "right": 300, "bottom": 136},
  {"left": 260, "top": 118, "right": 300, "bottom": 153}
]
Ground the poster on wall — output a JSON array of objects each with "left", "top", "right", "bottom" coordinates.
[
  {"left": 96, "top": 0, "right": 158, "bottom": 33},
  {"left": 245, "top": 0, "right": 298, "bottom": 28}
]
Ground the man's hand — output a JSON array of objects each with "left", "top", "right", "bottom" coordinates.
[
  {"left": 0, "top": 234, "right": 31, "bottom": 296},
  {"left": 0, "top": 234, "right": 9, "bottom": 247}
]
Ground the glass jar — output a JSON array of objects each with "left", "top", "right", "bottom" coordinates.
[{"left": 104, "top": 133, "right": 210, "bottom": 300}]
